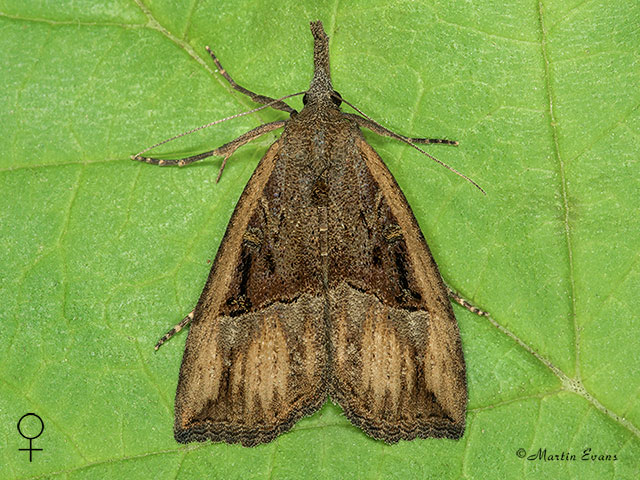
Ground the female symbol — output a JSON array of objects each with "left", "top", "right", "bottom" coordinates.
[{"left": 17, "top": 413, "right": 44, "bottom": 462}]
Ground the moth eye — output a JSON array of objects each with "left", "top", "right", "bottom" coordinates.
[
  {"left": 302, "top": 93, "right": 309, "bottom": 105},
  {"left": 331, "top": 91, "right": 342, "bottom": 106}
]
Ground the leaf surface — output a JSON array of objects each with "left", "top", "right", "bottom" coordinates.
[{"left": 1, "top": 1, "right": 638, "bottom": 478}]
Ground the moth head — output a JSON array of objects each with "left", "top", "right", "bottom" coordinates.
[
  {"left": 302, "top": 89, "right": 342, "bottom": 108},
  {"left": 304, "top": 21, "right": 341, "bottom": 109}
]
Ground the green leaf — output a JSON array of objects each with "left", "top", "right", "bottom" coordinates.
[{"left": 1, "top": 0, "right": 638, "bottom": 479}]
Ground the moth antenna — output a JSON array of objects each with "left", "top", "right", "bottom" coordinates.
[
  {"left": 132, "top": 91, "right": 305, "bottom": 159},
  {"left": 337, "top": 94, "right": 486, "bottom": 195}
]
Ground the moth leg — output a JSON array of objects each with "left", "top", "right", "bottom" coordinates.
[
  {"left": 214, "top": 120, "right": 286, "bottom": 181},
  {"left": 205, "top": 46, "right": 295, "bottom": 114},
  {"left": 131, "top": 121, "right": 286, "bottom": 175},
  {"left": 132, "top": 149, "right": 218, "bottom": 167},
  {"left": 446, "top": 286, "right": 489, "bottom": 317},
  {"left": 344, "top": 113, "right": 458, "bottom": 145},
  {"left": 155, "top": 310, "right": 195, "bottom": 350}
]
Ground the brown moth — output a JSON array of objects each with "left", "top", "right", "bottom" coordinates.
[{"left": 133, "top": 21, "right": 485, "bottom": 446}]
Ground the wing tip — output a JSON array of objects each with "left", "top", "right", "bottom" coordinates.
[
  {"left": 340, "top": 408, "right": 466, "bottom": 443},
  {"left": 174, "top": 396, "right": 326, "bottom": 447}
]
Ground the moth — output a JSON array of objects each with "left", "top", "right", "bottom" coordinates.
[{"left": 133, "top": 21, "right": 485, "bottom": 446}]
